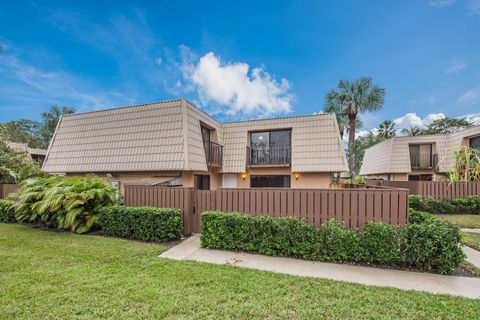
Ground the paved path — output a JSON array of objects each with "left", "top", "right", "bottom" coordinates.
[
  {"left": 461, "top": 228, "right": 480, "bottom": 234},
  {"left": 160, "top": 235, "right": 480, "bottom": 299},
  {"left": 463, "top": 246, "right": 480, "bottom": 268}
]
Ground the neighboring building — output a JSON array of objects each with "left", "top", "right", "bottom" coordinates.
[
  {"left": 42, "top": 99, "right": 348, "bottom": 192},
  {"left": 359, "top": 126, "right": 480, "bottom": 181},
  {"left": 6, "top": 141, "right": 47, "bottom": 166}
]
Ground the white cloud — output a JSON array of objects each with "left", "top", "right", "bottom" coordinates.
[
  {"left": 394, "top": 112, "right": 446, "bottom": 130},
  {"left": 180, "top": 51, "right": 293, "bottom": 117},
  {"left": 464, "top": 113, "right": 480, "bottom": 124},
  {"left": 467, "top": 0, "right": 480, "bottom": 14},
  {"left": 429, "top": 0, "right": 457, "bottom": 8},
  {"left": 155, "top": 57, "right": 162, "bottom": 65},
  {"left": 445, "top": 59, "right": 466, "bottom": 74}
]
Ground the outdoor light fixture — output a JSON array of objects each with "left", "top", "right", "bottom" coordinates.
[
  {"left": 294, "top": 173, "right": 300, "bottom": 180},
  {"left": 241, "top": 173, "right": 247, "bottom": 180}
]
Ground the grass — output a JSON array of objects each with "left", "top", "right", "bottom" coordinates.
[
  {"left": 435, "top": 214, "right": 480, "bottom": 228},
  {"left": 462, "top": 231, "right": 480, "bottom": 251},
  {"left": 1, "top": 224, "right": 479, "bottom": 319}
]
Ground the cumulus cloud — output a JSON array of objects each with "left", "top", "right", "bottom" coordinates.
[
  {"left": 394, "top": 112, "right": 446, "bottom": 130},
  {"left": 180, "top": 51, "right": 293, "bottom": 117}
]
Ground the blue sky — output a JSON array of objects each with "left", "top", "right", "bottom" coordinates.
[{"left": 1, "top": 0, "right": 480, "bottom": 131}]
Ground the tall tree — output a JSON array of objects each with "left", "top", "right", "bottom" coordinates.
[
  {"left": 38, "top": 105, "right": 75, "bottom": 147},
  {"left": 0, "top": 120, "right": 42, "bottom": 148},
  {"left": 401, "top": 126, "right": 423, "bottom": 136},
  {"left": 401, "top": 117, "right": 473, "bottom": 137},
  {"left": 378, "top": 120, "right": 396, "bottom": 139},
  {"left": 325, "top": 77, "right": 385, "bottom": 176}
]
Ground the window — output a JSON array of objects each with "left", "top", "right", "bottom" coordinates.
[
  {"left": 249, "top": 130, "right": 291, "bottom": 165},
  {"left": 250, "top": 175, "right": 291, "bottom": 188},
  {"left": 470, "top": 136, "right": 480, "bottom": 151},
  {"left": 194, "top": 175, "right": 210, "bottom": 190},
  {"left": 409, "top": 144, "right": 432, "bottom": 168},
  {"left": 250, "top": 130, "right": 290, "bottom": 149}
]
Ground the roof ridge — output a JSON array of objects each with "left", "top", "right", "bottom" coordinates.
[
  {"left": 223, "top": 113, "right": 333, "bottom": 125},
  {"left": 61, "top": 99, "right": 186, "bottom": 118}
]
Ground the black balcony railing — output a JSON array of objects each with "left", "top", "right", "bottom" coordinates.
[
  {"left": 410, "top": 153, "right": 433, "bottom": 168},
  {"left": 247, "top": 145, "right": 291, "bottom": 166},
  {"left": 204, "top": 141, "right": 223, "bottom": 166}
]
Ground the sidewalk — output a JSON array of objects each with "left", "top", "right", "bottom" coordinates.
[
  {"left": 463, "top": 246, "right": 480, "bottom": 268},
  {"left": 461, "top": 228, "right": 480, "bottom": 234},
  {"left": 160, "top": 235, "right": 480, "bottom": 299}
]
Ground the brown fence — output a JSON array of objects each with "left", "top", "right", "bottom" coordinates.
[
  {"left": 0, "top": 184, "right": 19, "bottom": 200},
  {"left": 124, "top": 186, "right": 409, "bottom": 235},
  {"left": 367, "top": 180, "right": 480, "bottom": 200}
]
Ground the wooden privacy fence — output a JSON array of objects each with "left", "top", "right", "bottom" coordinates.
[
  {"left": 367, "top": 181, "right": 480, "bottom": 200},
  {"left": 0, "top": 184, "right": 19, "bottom": 200},
  {"left": 124, "top": 186, "right": 409, "bottom": 235}
]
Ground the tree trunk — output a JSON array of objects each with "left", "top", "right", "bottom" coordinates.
[{"left": 348, "top": 115, "right": 356, "bottom": 177}]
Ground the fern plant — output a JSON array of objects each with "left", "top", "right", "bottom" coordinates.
[{"left": 14, "top": 175, "right": 116, "bottom": 233}]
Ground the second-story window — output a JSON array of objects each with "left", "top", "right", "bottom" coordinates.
[
  {"left": 250, "top": 130, "right": 291, "bottom": 165},
  {"left": 409, "top": 144, "right": 432, "bottom": 168}
]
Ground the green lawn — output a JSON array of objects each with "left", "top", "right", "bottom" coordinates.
[
  {"left": 462, "top": 232, "right": 480, "bottom": 251},
  {"left": 1, "top": 224, "right": 479, "bottom": 319},
  {"left": 435, "top": 215, "right": 480, "bottom": 228}
]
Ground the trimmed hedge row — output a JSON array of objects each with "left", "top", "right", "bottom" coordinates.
[
  {"left": 201, "top": 211, "right": 464, "bottom": 274},
  {"left": 97, "top": 206, "right": 183, "bottom": 242},
  {"left": 409, "top": 195, "right": 480, "bottom": 215},
  {"left": 0, "top": 200, "right": 16, "bottom": 223}
]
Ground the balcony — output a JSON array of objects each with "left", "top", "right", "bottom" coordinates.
[
  {"left": 410, "top": 153, "right": 433, "bottom": 169},
  {"left": 205, "top": 141, "right": 223, "bottom": 167},
  {"left": 246, "top": 145, "right": 291, "bottom": 166}
]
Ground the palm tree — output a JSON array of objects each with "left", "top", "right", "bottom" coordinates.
[
  {"left": 378, "top": 120, "right": 396, "bottom": 139},
  {"left": 325, "top": 77, "right": 385, "bottom": 176},
  {"left": 401, "top": 126, "right": 423, "bottom": 136}
]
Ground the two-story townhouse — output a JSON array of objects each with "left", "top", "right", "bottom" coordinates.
[
  {"left": 359, "top": 125, "right": 480, "bottom": 181},
  {"left": 42, "top": 99, "right": 348, "bottom": 192}
]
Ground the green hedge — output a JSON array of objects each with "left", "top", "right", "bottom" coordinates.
[
  {"left": 0, "top": 200, "right": 16, "bottom": 223},
  {"left": 201, "top": 211, "right": 464, "bottom": 274},
  {"left": 409, "top": 195, "right": 480, "bottom": 215},
  {"left": 97, "top": 206, "right": 183, "bottom": 242}
]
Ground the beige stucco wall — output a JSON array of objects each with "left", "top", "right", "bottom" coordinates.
[{"left": 391, "top": 173, "right": 408, "bottom": 181}]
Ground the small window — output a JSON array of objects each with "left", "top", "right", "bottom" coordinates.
[
  {"left": 250, "top": 175, "right": 291, "bottom": 188},
  {"left": 194, "top": 175, "right": 210, "bottom": 190},
  {"left": 470, "top": 136, "right": 480, "bottom": 151}
]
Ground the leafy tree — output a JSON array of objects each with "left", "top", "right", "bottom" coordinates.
[
  {"left": 352, "top": 131, "right": 385, "bottom": 175},
  {"left": 401, "top": 117, "right": 473, "bottom": 137},
  {"left": 0, "top": 140, "right": 44, "bottom": 183},
  {"left": 378, "top": 120, "right": 396, "bottom": 139},
  {"left": 325, "top": 77, "right": 385, "bottom": 176},
  {"left": 0, "top": 120, "right": 42, "bottom": 148},
  {"left": 38, "top": 105, "right": 75, "bottom": 147},
  {"left": 422, "top": 117, "right": 473, "bottom": 135}
]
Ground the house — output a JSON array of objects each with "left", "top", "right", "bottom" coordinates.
[
  {"left": 42, "top": 99, "right": 348, "bottom": 192},
  {"left": 359, "top": 125, "right": 480, "bottom": 181},
  {"left": 6, "top": 141, "right": 47, "bottom": 166}
]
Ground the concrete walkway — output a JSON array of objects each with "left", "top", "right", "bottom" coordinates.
[
  {"left": 463, "top": 246, "right": 480, "bottom": 268},
  {"left": 461, "top": 228, "right": 480, "bottom": 234},
  {"left": 160, "top": 235, "right": 480, "bottom": 299}
]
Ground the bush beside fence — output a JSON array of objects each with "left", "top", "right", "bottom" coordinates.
[
  {"left": 409, "top": 195, "right": 480, "bottom": 215},
  {"left": 0, "top": 200, "right": 16, "bottom": 223},
  {"left": 97, "top": 206, "right": 183, "bottom": 242},
  {"left": 201, "top": 211, "right": 464, "bottom": 274}
]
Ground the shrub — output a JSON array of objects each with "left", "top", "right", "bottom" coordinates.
[
  {"left": 402, "top": 219, "right": 464, "bottom": 274},
  {"left": 0, "top": 200, "right": 16, "bottom": 223},
  {"left": 201, "top": 211, "right": 464, "bottom": 274},
  {"left": 410, "top": 196, "right": 480, "bottom": 215},
  {"left": 97, "top": 206, "right": 183, "bottom": 242},
  {"left": 14, "top": 175, "right": 116, "bottom": 233},
  {"left": 359, "top": 222, "right": 402, "bottom": 265},
  {"left": 408, "top": 195, "right": 426, "bottom": 211},
  {"left": 408, "top": 208, "right": 435, "bottom": 224}
]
